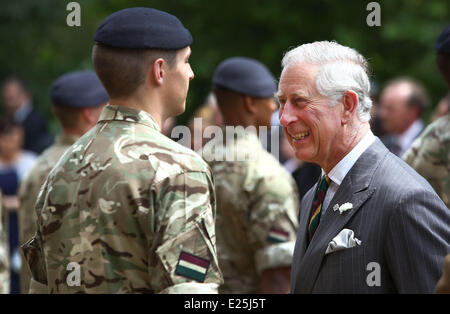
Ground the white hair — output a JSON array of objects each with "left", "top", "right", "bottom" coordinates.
[{"left": 281, "top": 41, "right": 372, "bottom": 122}]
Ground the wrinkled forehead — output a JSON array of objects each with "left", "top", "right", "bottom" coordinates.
[{"left": 277, "top": 63, "right": 319, "bottom": 97}]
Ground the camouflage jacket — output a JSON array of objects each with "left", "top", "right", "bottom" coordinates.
[
  {"left": 18, "top": 134, "right": 79, "bottom": 293},
  {"left": 403, "top": 114, "right": 450, "bottom": 208},
  {"left": 200, "top": 128, "right": 299, "bottom": 293},
  {"left": 0, "top": 192, "right": 10, "bottom": 294},
  {"left": 22, "top": 105, "right": 223, "bottom": 293}
]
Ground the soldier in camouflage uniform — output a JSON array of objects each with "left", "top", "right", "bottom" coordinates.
[
  {"left": 18, "top": 70, "right": 108, "bottom": 293},
  {"left": 22, "top": 7, "right": 222, "bottom": 293},
  {"left": 200, "top": 57, "right": 299, "bottom": 294},
  {"left": 403, "top": 25, "right": 450, "bottom": 209},
  {"left": 403, "top": 115, "right": 449, "bottom": 207},
  {"left": 404, "top": 25, "right": 450, "bottom": 293},
  {"left": 0, "top": 192, "right": 10, "bottom": 293}
]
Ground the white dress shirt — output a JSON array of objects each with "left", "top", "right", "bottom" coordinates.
[{"left": 322, "top": 130, "right": 376, "bottom": 214}]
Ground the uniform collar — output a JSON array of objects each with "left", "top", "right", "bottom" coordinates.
[
  {"left": 98, "top": 105, "right": 161, "bottom": 132},
  {"left": 55, "top": 133, "right": 80, "bottom": 146}
]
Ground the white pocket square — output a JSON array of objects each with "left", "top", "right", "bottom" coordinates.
[{"left": 325, "top": 228, "right": 362, "bottom": 255}]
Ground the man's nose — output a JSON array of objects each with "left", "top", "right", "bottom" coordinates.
[
  {"left": 279, "top": 101, "right": 298, "bottom": 127},
  {"left": 189, "top": 65, "right": 195, "bottom": 81}
]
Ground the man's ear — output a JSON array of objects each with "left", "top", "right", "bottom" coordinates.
[
  {"left": 80, "top": 108, "right": 94, "bottom": 125},
  {"left": 243, "top": 96, "right": 257, "bottom": 114},
  {"left": 341, "top": 90, "right": 358, "bottom": 124},
  {"left": 150, "top": 58, "right": 165, "bottom": 86}
]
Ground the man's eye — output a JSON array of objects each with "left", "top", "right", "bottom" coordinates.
[{"left": 296, "top": 98, "right": 309, "bottom": 106}]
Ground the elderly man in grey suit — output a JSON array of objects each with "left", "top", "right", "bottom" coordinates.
[{"left": 277, "top": 41, "right": 450, "bottom": 293}]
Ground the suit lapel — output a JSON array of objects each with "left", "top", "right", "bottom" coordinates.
[
  {"left": 292, "top": 138, "right": 388, "bottom": 293},
  {"left": 297, "top": 181, "right": 318, "bottom": 258}
]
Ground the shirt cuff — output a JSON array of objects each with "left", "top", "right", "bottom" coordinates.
[
  {"left": 159, "top": 282, "right": 219, "bottom": 294},
  {"left": 255, "top": 241, "right": 296, "bottom": 274}
]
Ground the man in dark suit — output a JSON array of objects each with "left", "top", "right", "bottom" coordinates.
[
  {"left": 277, "top": 41, "right": 450, "bottom": 293},
  {"left": 2, "top": 77, "right": 54, "bottom": 154}
]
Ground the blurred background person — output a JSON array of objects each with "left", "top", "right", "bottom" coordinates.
[
  {"left": 188, "top": 105, "right": 222, "bottom": 150},
  {"left": 186, "top": 92, "right": 223, "bottom": 150},
  {"left": 0, "top": 192, "right": 10, "bottom": 294},
  {"left": 0, "top": 119, "right": 37, "bottom": 294},
  {"left": 18, "top": 70, "right": 108, "bottom": 293},
  {"left": 379, "top": 77, "right": 430, "bottom": 157},
  {"left": 1, "top": 77, "right": 54, "bottom": 154},
  {"left": 368, "top": 80, "right": 386, "bottom": 138},
  {"left": 265, "top": 109, "right": 285, "bottom": 164},
  {"left": 204, "top": 91, "right": 223, "bottom": 126}
]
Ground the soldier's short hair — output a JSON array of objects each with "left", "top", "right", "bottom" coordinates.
[
  {"left": 92, "top": 44, "right": 177, "bottom": 98},
  {"left": 51, "top": 105, "right": 81, "bottom": 130}
]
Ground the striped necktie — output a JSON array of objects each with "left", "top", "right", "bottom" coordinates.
[{"left": 308, "top": 175, "right": 331, "bottom": 243}]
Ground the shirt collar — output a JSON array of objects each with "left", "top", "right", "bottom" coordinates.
[
  {"left": 98, "top": 105, "right": 161, "bottom": 132},
  {"left": 324, "top": 130, "right": 376, "bottom": 186}
]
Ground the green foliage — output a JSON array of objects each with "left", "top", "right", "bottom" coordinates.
[{"left": 0, "top": 0, "right": 448, "bottom": 130}]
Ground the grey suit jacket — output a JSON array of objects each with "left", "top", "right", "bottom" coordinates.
[{"left": 291, "top": 138, "right": 450, "bottom": 293}]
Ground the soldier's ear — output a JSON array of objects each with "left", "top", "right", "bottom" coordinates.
[
  {"left": 150, "top": 58, "right": 165, "bottom": 86},
  {"left": 80, "top": 108, "right": 94, "bottom": 125},
  {"left": 243, "top": 96, "right": 257, "bottom": 114}
]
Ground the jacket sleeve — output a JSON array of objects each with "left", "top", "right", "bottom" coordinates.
[{"left": 385, "top": 188, "right": 450, "bottom": 293}]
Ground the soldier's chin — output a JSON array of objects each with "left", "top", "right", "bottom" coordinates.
[{"left": 172, "top": 102, "right": 186, "bottom": 117}]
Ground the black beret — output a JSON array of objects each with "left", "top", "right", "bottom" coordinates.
[
  {"left": 94, "top": 7, "right": 193, "bottom": 50},
  {"left": 212, "top": 57, "right": 277, "bottom": 98},
  {"left": 50, "top": 70, "right": 109, "bottom": 108},
  {"left": 436, "top": 25, "right": 450, "bottom": 54}
]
